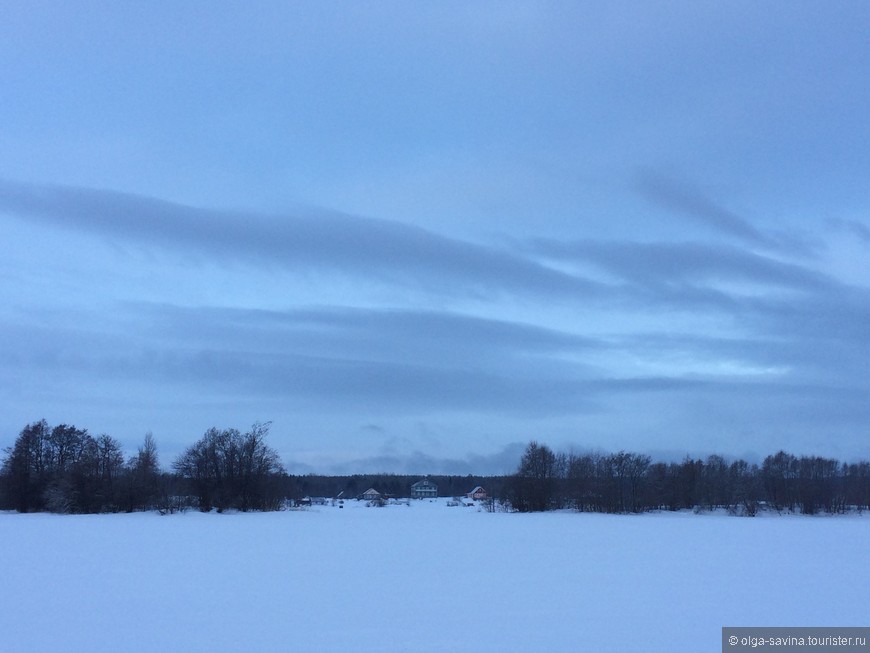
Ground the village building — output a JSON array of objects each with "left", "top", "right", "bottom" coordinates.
[
  {"left": 467, "top": 486, "right": 487, "bottom": 500},
  {"left": 361, "top": 488, "right": 382, "bottom": 501},
  {"left": 411, "top": 477, "right": 438, "bottom": 499}
]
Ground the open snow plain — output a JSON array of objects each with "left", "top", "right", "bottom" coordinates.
[{"left": 2, "top": 500, "right": 867, "bottom": 652}]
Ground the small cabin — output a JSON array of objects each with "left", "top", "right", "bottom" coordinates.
[
  {"left": 361, "top": 488, "right": 382, "bottom": 501},
  {"left": 467, "top": 486, "right": 487, "bottom": 500}
]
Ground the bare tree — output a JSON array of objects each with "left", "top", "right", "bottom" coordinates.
[
  {"left": 173, "top": 422, "right": 285, "bottom": 511},
  {"left": 508, "top": 441, "right": 559, "bottom": 512},
  {"left": 1, "top": 420, "right": 52, "bottom": 512},
  {"left": 127, "top": 432, "right": 161, "bottom": 510}
]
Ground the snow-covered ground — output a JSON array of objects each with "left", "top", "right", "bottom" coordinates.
[{"left": 2, "top": 500, "right": 867, "bottom": 652}]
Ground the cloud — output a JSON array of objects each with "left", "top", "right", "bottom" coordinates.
[
  {"left": 634, "top": 171, "right": 772, "bottom": 247},
  {"left": 137, "top": 303, "right": 601, "bottom": 365},
  {"left": 827, "top": 217, "right": 870, "bottom": 243},
  {"left": 7, "top": 280, "right": 869, "bottom": 423},
  {"left": 0, "top": 178, "right": 601, "bottom": 301},
  {"left": 3, "top": 181, "right": 869, "bottom": 464},
  {"left": 0, "top": 302, "right": 606, "bottom": 417},
  {"left": 13, "top": 295, "right": 866, "bottom": 439},
  {"left": 299, "top": 441, "right": 528, "bottom": 475},
  {"left": 531, "top": 238, "right": 832, "bottom": 292}
]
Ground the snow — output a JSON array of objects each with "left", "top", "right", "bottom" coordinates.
[{"left": 1, "top": 500, "right": 867, "bottom": 652}]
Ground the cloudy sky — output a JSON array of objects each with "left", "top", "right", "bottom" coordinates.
[{"left": 2, "top": 2, "right": 869, "bottom": 474}]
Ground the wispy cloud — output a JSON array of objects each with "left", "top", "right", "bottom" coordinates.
[
  {"left": 634, "top": 171, "right": 773, "bottom": 247},
  {"left": 827, "top": 217, "right": 870, "bottom": 243},
  {"left": 139, "top": 304, "right": 601, "bottom": 363},
  {"left": 531, "top": 238, "right": 832, "bottom": 292},
  {"left": 0, "top": 302, "right": 606, "bottom": 416},
  {"left": 0, "top": 179, "right": 601, "bottom": 301}
]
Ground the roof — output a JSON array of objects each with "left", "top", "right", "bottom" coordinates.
[{"left": 411, "top": 478, "right": 437, "bottom": 488}]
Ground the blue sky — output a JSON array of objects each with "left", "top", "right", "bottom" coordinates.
[{"left": 1, "top": 2, "right": 869, "bottom": 473}]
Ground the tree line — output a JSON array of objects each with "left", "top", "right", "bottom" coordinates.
[
  {"left": 505, "top": 441, "right": 870, "bottom": 515},
  {"left": 0, "top": 419, "right": 286, "bottom": 514},
  {"left": 0, "top": 419, "right": 505, "bottom": 515},
  {"left": 4, "top": 421, "right": 870, "bottom": 517}
]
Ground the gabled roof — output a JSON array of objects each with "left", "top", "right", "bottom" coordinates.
[
  {"left": 362, "top": 487, "right": 381, "bottom": 496},
  {"left": 411, "top": 478, "right": 437, "bottom": 488}
]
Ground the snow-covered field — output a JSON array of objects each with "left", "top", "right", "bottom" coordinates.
[{"left": 2, "top": 500, "right": 867, "bottom": 652}]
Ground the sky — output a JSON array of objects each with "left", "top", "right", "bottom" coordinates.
[{"left": 1, "top": 2, "right": 869, "bottom": 474}]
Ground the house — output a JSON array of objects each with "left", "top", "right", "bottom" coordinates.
[
  {"left": 361, "top": 488, "right": 382, "bottom": 501},
  {"left": 467, "top": 486, "right": 487, "bottom": 500},
  {"left": 411, "top": 478, "right": 438, "bottom": 499}
]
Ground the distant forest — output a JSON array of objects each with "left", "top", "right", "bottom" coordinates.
[
  {"left": 2, "top": 421, "right": 869, "bottom": 516},
  {"left": 505, "top": 441, "right": 870, "bottom": 516}
]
